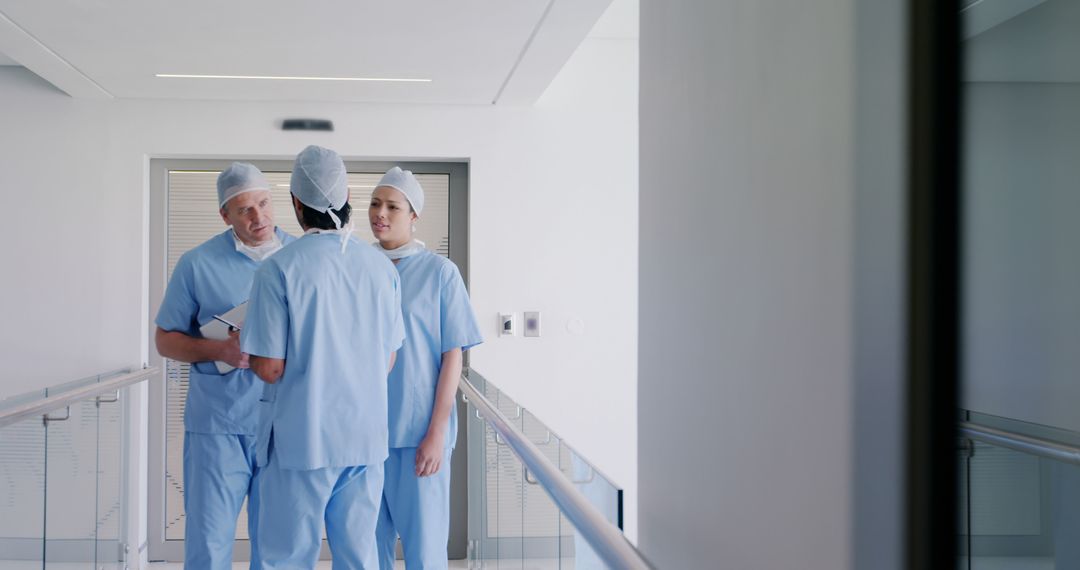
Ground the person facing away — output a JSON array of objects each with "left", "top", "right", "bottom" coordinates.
[
  {"left": 154, "top": 162, "right": 295, "bottom": 570},
  {"left": 370, "top": 167, "right": 484, "bottom": 570},
  {"left": 241, "top": 145, "right": 405, "bottom": 569}
]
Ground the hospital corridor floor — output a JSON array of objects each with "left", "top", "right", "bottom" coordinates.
[
  {"left": 0, "top": 563, "right": 469, "bottom": 569},
  {"left": 147, "top": 562, "right": 471, "bottom": 569}
]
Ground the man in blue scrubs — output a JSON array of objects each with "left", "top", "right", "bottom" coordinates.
[
  {"left": 155, "top": 162, "right": 294, "bottom": 569},
  {"left": 242, "top": 145, "right": 404, "bottom": 569}
]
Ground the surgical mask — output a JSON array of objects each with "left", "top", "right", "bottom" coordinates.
[
  {"left": 234, "top": 231, "right": 283, "bottom": 262},
  {"left": 305, "top": 222, "right": 355, "bottom": 253},
  {"left": 373, "top": 239, "right": 426, "bottom": 260}
]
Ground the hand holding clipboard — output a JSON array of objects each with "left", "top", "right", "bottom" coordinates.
[{"left": 199, "top": 303, "right": 249, "bottom": 374}]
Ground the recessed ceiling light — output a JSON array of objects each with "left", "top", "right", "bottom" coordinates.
[{"left": 156, "top": 73, "right": 430, "bottom": 83}]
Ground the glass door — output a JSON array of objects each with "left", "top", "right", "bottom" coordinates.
[{"left": 958, "top": 0, "right": 1080, "bottom": 568}]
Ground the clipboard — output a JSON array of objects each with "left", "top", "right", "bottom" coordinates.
[{"left": 198, "top": 302, "right": 248, "bottom": 374}]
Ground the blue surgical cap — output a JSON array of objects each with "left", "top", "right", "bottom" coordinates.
[
  {"left": 217, "top": 162, "right": 269, "bottom": 208},
  {"left": 375, "top": 166, "right": 425, "bottom": 215},
  {"left": 291, "top": 145, "right": 349, "bottom": 227}
]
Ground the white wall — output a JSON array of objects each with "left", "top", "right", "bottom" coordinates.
[
  {"left": 637, "top": 0, "right": 905, "bottom": 568},
  {"left": 0, "top": 27, "right": 638, "bottom": 547},
  {"left": 962, "top": 81, "right": 1080, "bottom": 433},
  {"left": 0, "top": 77, "right": 121, "bottom": 391}
]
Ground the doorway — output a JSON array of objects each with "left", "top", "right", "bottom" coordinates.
[{"left": 146, "top": 158, "right": 470, "bottom": 562}]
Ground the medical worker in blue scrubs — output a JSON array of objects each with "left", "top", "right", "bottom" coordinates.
[
  {"left": 155, "top": 162, "right": 294, "bottom": 569},
  {"left": 371, "top": 167, "right": 484, "bottom": 569},
  {"left": 242, "top": 145, "right": 405, "bottom": 569}
]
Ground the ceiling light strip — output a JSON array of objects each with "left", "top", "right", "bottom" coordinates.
[{"left": 156, "top": 73, "right": 430, "bottom": 83}]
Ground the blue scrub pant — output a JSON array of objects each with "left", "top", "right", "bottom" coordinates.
[
  {"left": 375, "top": 447, "right": 453, "bottom": 570},
  {"left": 183, "top": 432, "right": 260, "bottom": 570},
  {"left": 257, "top": 447, "right": 385, "bottom": 569}
]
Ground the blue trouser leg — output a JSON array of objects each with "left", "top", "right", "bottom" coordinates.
[
  {"left": 258, "top": 447, "right": 384, "bottom": 569},
  {"left": 326, "top": 462, "right": 385, "bottom": 570},
  {"left": 375, "top": 490, "right": 398, "bottom": 570},
  {"left": 183, "top": 432, "right": 257, "bottom": 570},
  {"left": 256, "top": 450, "right": 329, "bottom": 569},
  {"left": 376, "top": 447, "right": 452, "bottom": 570},
  {"left": 240, "top": 434, "right": 261, "bottom": 570}
]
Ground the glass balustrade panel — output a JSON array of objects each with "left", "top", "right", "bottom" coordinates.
[
  {"left": 0, "top": 410, "right": 47, "bottom": 570},
  {"left": 462, "top": 370, "right": 629, "bottom": 570},
  {"left": 44, "top": 399, "right": 98, "bottom": 569},
  {"left": 960, "top": 412, "right": 1080, "bottom": 570},
  {"left": 96, "top": 388, "right": 126, "bottom": 569},
  {"left": 466, "top": 386, "right": 486, "bottom": 567}
]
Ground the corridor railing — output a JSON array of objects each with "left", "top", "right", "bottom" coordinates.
[
  {"left": 0, "top": 366, "right": 158, "bottom": 569},
  {"left": 460, "top": 368, "right": 652, "bottom": 570},
  {"left": 958, "top": 412, "right": 1080, "bottom": 569}
]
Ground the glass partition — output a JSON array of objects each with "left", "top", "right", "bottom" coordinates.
[
  {"left": 959, "top": 413, "right": 1080, "bottom": 569},
  {"left": 97, "top": 388, "right": 126, "bottom": 569},
  {"left": 45, "top": 399, "right": 99, "bottom": 568},
  {"left": 0, "top": 370, "right": 141, "bottom": 569},
  {"left": 463, "top": 369, "right": 625, "bottom": 569},
  {"left": 959, "top": 1, "right": 1080, "bottom": 566},
  {"left": 960, "top": 0, "right": 1080, "bottom": 463},
  {"left": 0, "top": 404, "right": 46, "bottom": 568}
]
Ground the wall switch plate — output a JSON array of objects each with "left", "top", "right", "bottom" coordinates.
[
  {"left": 500, "top": 313, "right": 515, "bottom": 336},
  {"left": 524, "top": 311, "right": 541, "bottom": 337}
]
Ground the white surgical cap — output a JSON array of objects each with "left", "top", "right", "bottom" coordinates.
[
  {"left": 376, "top": 166, "right": 425, "bottom": 216},
  {"left": 291, "top": 145, "right": 349, "bottom": 228},
  {"left": 217, "top": 162, "right": 270, "bottom": 208}
]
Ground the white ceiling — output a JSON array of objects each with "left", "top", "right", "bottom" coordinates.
[
  {"left": 588, "top": 0, "right": 638, "bottom": 40},
  {"left": 965, "top": 0, "right": 1080, "bottom": 83},
  {"left": 0, "top": 0, "right": 618, "bottom": 103}
]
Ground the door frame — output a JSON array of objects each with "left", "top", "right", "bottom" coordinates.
[{"left": 147, "top": 157, "right": 471, "bottom": 562}]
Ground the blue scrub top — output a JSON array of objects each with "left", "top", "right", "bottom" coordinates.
[
  {"left": 241, "top": 233, "right": 405, "bottom": 470},
  {"left": 388, "top": 250, "right": 483, "bottom": 449},
  {"left": 155, "top": 227, "right": 295, "bottom": 435}
]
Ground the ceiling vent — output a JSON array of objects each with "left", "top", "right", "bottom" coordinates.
[{"left": 282, "top": 119, "right": 334, "bottom": 131}]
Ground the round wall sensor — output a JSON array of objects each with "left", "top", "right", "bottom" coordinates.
[{"left": 566, "top": 317, "right": 586, "bottom": 336}]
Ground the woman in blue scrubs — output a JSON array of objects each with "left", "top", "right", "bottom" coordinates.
[{"left": 371, "top": 167, "right": 483, "bottom": 569}]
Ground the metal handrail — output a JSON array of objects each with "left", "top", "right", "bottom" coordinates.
[
  {"left": 459, "top": 374, "right": 655, "bottom": 570},
  {"left": 0, "top": 367, "right": 159, "bottom": 429},
  {"left": 959, "top": 421, "right": 1080, "bottom": 466},
  {"left": 465, "top": 386, "right": 619, "bottom": 487}
]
